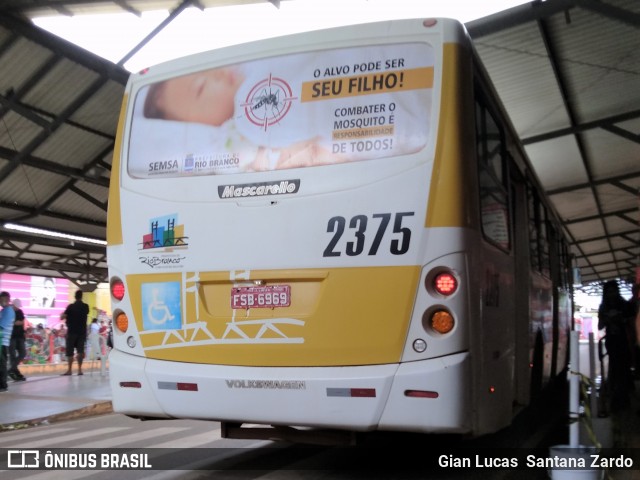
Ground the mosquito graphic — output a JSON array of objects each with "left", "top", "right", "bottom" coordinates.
[{"left": 252, "top": 88, "right": 282, "bottom": 115}]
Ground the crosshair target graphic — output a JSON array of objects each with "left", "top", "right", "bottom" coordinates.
[{"left": 241, "top": 74, "right": 297, "bottom": 131}]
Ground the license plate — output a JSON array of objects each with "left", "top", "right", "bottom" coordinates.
[{"left": 231, "top": 285, "right": 291, "bottom": 309}]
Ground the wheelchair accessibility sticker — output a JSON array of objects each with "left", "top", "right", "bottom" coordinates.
[{"left": 141, "top": 282, "right": 182, "bottom": 330}]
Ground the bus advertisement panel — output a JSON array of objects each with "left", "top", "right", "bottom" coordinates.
[{"left": 127, "top": 43, "right": 433, "bottom": 178}]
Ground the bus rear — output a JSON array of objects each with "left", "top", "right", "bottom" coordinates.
[{"left": 107, "top": 18, "right": 488, "bottom": 438}]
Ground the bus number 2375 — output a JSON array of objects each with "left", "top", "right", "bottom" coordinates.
[{"left": 323, "top": 212, "right": 414, "bottom": 257}]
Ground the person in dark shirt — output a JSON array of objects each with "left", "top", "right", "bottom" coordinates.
[
  {"left": 598, "top": 280, "right": 636, "bottom": 411},
  {"left": 0, "top": 291, "right": 16, "bottom": 392},
  {"left": 8, "top": 298, "right": 26, "bottom": 381},
  {"left": 60, "top": 290, "right": 89, "bottom": 376}
]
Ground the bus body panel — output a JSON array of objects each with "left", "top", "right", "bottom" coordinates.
[
  {"left": 108, "top": 352, "right": 169, "bottom": 419},
  {"left": 109, "top": 348, "right": 471, "bottom": 433},
  {"left": 123, "top": 265, "right": 420, "bottom": 366},
  {"left": 377, "top": 352, "right": 470, "bottom": 433},
  {"left": 113, "top": 158, "right": 435, "bottom": 367},
  {"left": 107, "top": 18, "right": 570, "bottom": 438}
]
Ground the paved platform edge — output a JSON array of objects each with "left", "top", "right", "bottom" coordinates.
[
  {"left": 1, "top": 360, "right": 113, "bottom": 431},
  {"left": 0, "top": 401, "right": 113, "bottom": 431},
  {"left": 18, "top": 361, "right": 108, "bottom": 376}
]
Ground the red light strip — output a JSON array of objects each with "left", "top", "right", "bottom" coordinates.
[
  {"left": 350, "top": 388, "right": 376, "bottom": 397},
  {"left": 404, "top": 390, "right": 439, "bottom": 398},
  {"left": 119, "top": 381, "right": 141, "bottom": 388},
  {"left": 158, "top": 381, "right": 198, "bottom": 391},
  {"left": 177, "top": 383, "right": 198, "bottom": 391},
  {"left": 326, "top": 387, "right": 376, "bottom": 398}
]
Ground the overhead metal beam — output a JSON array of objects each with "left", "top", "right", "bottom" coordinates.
[
  {"left": 0, "top": 54, "right": 61, "bottom": 123},
  {"left": 11, "top": 98, "right": 116, "bottom": 141},
  {"left": 562, "top": 206, "right": 637, "bottom": 226},
  {"left": 69, "top": 185, "right": 108, "bottom": 211},
  {"left": 538, "top": 14, "right": 621, "bottom": 283},
  {"left": 600, "top": 124, "right": 640, "bottom": 145},
  {"left": 114, "top": 0, "right": 141, "bottom": 16},
  {"left": 0, "top": 254, "right": 106, "bottom": 280},
  {"left": 582, "top": 266, "right": 636, "bottom": 280},
  {"left": 0, "top": 30, "right": 19, "bottom": 56},
  {"left": 522, "top": 109, "right": 640, "bottom": 145},
  {"left": 0, "top": 92, "right": 52, "bottom": 129},
  {"left": 117, "top": 0, "right": 198, "bottom": 66},
  {"left": 0, "top": 146, "right": 110, "bottom": 188},
  {"left": 573, "top": 0, "right": 640, "bottom": 27},
  {"left": 467, "top": 0, "right": 640, "bottom": 38},
  {"left": 466, "top": 0, "right": 578, "bottom": 38},
  {"left": 0, "top": 228, "right": 105, "bottom": 252},
  {"left": 547, "top": 171, "right": 640, "bottom": 195},
  {"left": 0, "top": 200, "right": 106, "bottom": 231},
  {"left": 573, "top": 244, "right": 639, "bottom": 262},
  {"left": 0, "top": 13, "right": 128, "bottom": 84},
  {"left": 0, "top": 76, "right": 109, "bottom": 183},
  {"left": 571, "top": 227, "right": 639, "bottom": 246}
]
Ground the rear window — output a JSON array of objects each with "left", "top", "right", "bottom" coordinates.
[{"left": 127, "top": 43, "right": 434, "bottom": 178}]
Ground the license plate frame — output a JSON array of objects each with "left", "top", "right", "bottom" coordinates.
[{"left": 231, "top": 285, "right": 291, "bottom": 309}]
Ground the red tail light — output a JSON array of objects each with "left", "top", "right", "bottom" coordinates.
[
  {"left": 434, "top": 272, "right": 457, "bottom": 296},
  {"left": 405, "top": 389, "right": 439, "bottom": 398},
  {"left": 111, "top": 277, "right": 125, "bottom": 301}
]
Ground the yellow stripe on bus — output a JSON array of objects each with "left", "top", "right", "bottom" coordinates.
[
  {"left": 126, "top": 265, "right": 420, "bottom": 367},
  {"left": 426, "top": 43, "right": 476, "bottom": 229},
  {"left": 107, "top": 94, "right": 128, "bottom": 247}
]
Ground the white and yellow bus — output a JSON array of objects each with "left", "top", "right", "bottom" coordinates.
[{"left": 107, "top": 17, "right": 572, "bottom": 442}]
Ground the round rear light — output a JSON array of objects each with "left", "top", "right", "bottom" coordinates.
[
  {"left": 111, "top": 277, "right": 125, "bottom": 301},
  {"left": 430, "top": 310, "right": 455, "bottom": 334},
  {"left": 413, "top": 338, "right": 427, "bottom": 353},
  {"left": 434, "top": 272, "right": 457, "bottom": 296},
  {"left": 115, "top": 311, "right": 129, "bottom": 333}
]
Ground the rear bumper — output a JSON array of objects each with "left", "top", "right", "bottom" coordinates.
[{"left": 109, "top": 349, "right": 471, "bottom": 433}]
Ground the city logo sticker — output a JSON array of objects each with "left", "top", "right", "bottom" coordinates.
[
  {"left": 138, "top": 213, "right": 188, "bottom": 269},
  {"left": 139, "top": 213, "right": 188, "bottom": 251},
  {"left": 141, "top": 282, "right": 182, "bottom": 331}
]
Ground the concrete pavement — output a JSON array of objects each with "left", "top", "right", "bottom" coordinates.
[{"left": 0, "top": 360, "right": 112, "bottom": 429}]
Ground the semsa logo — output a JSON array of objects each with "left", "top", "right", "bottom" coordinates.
[
  {"left": 148, "top": 159, "right": 179, "bottom": 173},
  {"left": 218, "top": 179, "right": 300, "bottom": 199}
]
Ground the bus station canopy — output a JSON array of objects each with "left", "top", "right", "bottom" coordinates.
[{"left": 0, "top": 0, "right": 638, "bottom": 295}]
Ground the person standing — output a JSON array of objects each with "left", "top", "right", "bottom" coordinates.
[
  {"left": 60, "top": 290, "right": 89, "bottom": 376},
  {"left": 0, "top": 291, "right": 16, "bottom": 392},
  {"left": 598, "top": 280, "right": 635, "bottom": 411},
  {"left": 8, "top": 298, "right": 27, "bottom": 381},
  {"left": 87, "top": 318, "right": 101, "bottom": 360}
]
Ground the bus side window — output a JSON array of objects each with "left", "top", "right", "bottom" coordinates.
[
  {"left": 560, "top": 240, "right": 571, "bottom": 289},
  {"left": 526, "top": 186, "right": 551, "bottom": 278},
  {"left": 527, "top": 186, "right": 539, "bottom": 271},
  {"left": 539, "top": 207, "right": 551, "bottom": 277},
  {"left": 551, "top": 228, "right": 571, "bottom": 290},
  {"left": 475, "top": 96, "right": 510, "bottom": 251}
]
